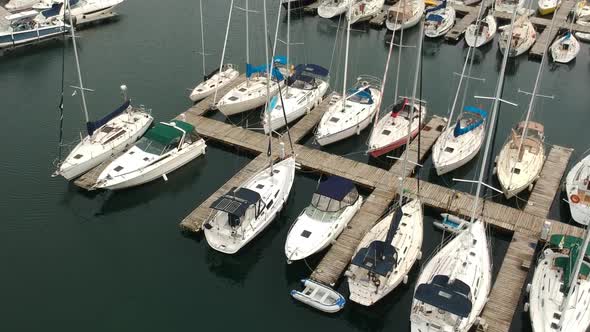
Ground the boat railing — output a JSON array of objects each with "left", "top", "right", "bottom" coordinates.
[{"left": 355, "top": 74, "right": 383, "bottom": 91}]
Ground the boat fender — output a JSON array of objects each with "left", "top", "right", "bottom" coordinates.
[
  {"left": 403, "top": 275, "right": 408, "bottom": 284},
  {"left": 493, "top": 166, "right": 497, "bottom": 175},
  {"left": 356, "top": 125, "right": 360, "bottom": 135},
  {"left": 526, "top": 283, "right": 531, "bottom": 294},
  {"left": 528, "top": 183, "right": 533, "bottom": 192},
  {"left": 162, "top": 174, "right": 168, "bottom": 182},
  {"left": 571, "top": 194, "right": 580, "bottom": 203},
  {"left": 306, "top": 107, "right": 311, "bottom": 115},
  {"left": 417, "top": 250, "right": 422, "bottom": 260},
  {"left": 524, "top": 302, "right": 529, "bottom": 312}
]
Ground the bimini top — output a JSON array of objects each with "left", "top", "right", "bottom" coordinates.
[
  {"left": 86, "top": 100, "right": 131, "bottom": 136},
  {"left": 351, "top": 240, "right": 398, "bottom": 277},
  {"left": 246, "top": 55, "right": 288, "bottom": 81},
  {"left": 414, "top": 275, "right": 473, "bottom": 318},
  {"left": 346, "top": 87, "right": 374, "bottom": 105},
  {"left": 144, "top": 120, "right": 194, "bottom": 146},
  {"left": 292, "top": 64, "right": 329, "bottom": 78},
  {"left": 41, "top": 3, "right": 64, "bottom": 18},
  {"left": 210, "top": 187, "right": 261, "bottom": 217},
  {"left": 549, "top": 234, "right": 590, "bottom": 256},
  {"left": 316, "top": 176, "right": 355, "bottom": 201},
  {"left": 453, "top": 106, "right": 487, "bottom": 137}
]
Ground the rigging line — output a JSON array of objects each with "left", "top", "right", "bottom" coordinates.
[
  {"left": 417, "top": 28, "right": 423, "bottom": 194},
  {"left": 57, "top": 7, "right": 67, "bottom": 164},
  {"left": 328, "top": 14, "right": 342, "bottom": 84},
  {"left": 199, "top": 0, "right": 206, "bottom": 79},
  {"left": 213, "top": 0, "right": 234, "bottom": 105},
  {"left": 273, "top": 60, "right": 295, "bottom": 154}
]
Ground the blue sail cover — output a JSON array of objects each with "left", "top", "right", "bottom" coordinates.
[
  {"left": 41, "top": 3, "right": 64, "bottom": 18},
  {"left": 453, "top": 106, "right": 487, "bottom": 137},
  {"left": 86, "top": 100, "right": 131, "bottom": 136},
  {"left": 317, "top": 176, "right": 354, "bottom": 201},
  {"left": 246, "top": 64, "right": 285, "bottom": 81},
  {"left": 347, "top": 87, "right": 374, "bottom": 104},
  {"left": 266, "top": 95, "right": 278, "bottom": 113},
  {"left": 293, "top": 64, "right": 329, "bottom": 78},
  {"left": 351, "top": 240, "right": 398, "bottom": 276},
  {"left": 425, "top": 0, "right": 447, "bottom": 14},
  {"left": 427, "top": 14, "right": 444, "bottom": 22},
  {"left": 414, "top": 275, "right": 473, "bottom": 318}
]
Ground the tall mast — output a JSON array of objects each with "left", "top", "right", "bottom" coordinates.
[
  {"left": 341, "top": 1, "right": 353, "bottom": 110},
  {"left": 246, "top": 0, "right": 250, "bottom": 66},
  {"left": 213, "top": 0, "right": 234, "bottom": 105},
  {"left": 66, "top": 1, "right": 89, "bottom": 124},
  {"left": 199, "top": 0, "right": 206, "bottom": 79},
  {"left": 393, "top": 0, "right": 406, "bottom": 101},
  {"left": 468, "top": 7, "right": 519, "bottom": 224},
  {"left": 263, "top": 0, "right": 273, "bottom": 174},
  {"left": 286, "top": 0, "right": 291, "bottom": 94}
]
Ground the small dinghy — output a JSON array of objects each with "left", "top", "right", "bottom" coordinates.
[
  {"left": 498, "top": 15, "right": 536, "bottom": 57},
  {"left": 33, "top": 0, "right": 124, "bottom": 25},
  {"left": 0, "top": 6, "right": 68, "bottom": 50},
  {"left": 385, "top": 0, "right": 424, "bottom": 31},
  {"left": 538, "top": 0, "right": 560, "bottom": 15},
  {"left": 95, "top": 120, "right": 207, "bottom": 190},
  {"left": 550, "top": 32, "right": 580, "bottom": 63},
  {"left": 317, "top": 0, "right": 352, "bottom": 18},
  {"left": 565, "top": 153, "right": 590, "bottom": 226},
  {"left": 348, "top": 0, "right": 385, "bottom": 24},
  {"left": 465, "top": 14, "right": 497, "bottom": 48},
  {"left": 290, "top": 279, "right": 346, "bottom": 313},
  {"left": 424, "top": 1, "right": 456, "bottom": 38},
  {"left": 433, "top": 213, "right": 468, "bottom": 234}
]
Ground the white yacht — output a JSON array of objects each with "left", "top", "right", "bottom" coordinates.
[
  {"left": 347, "top": 198, "right": 423, "bottom": 306},
  {"left": 0, "top": 6, "right": 68, "bottom": 49},
  {"left": 285, "top": 176, "right": 362, "bottom": 262},
  {"left": 432, "top": 107, "right": 487, "bottom": 175},
  {"left": 385, "top": 0, "right": 424, "bottom": 31},
  {"left": 465, "top": 14, "right": 497, "bottom": 48},
  {"left": 550, "top": 32, "right": 580, "bottom": 63},
  {"left": 348, "top": 0, "right": 385, "bottom": 24},
  {"left": 317, "top": 0, "right": 352, "bottom": 18},
  {"left": 565, "top": 153, "right": 590, "bottom": 226},
  {"left": 496, "top": 121, "right": 545, "bottom": 198},
  {"left": 498, "top": 15, "right": 537, "bottom": 57},
  {"left": 190, "top": 65, "right": 240, "bottom": 102},
  {"left": 95, "top": 120, "right": 206, "bottom": 190},
  {"left": 33, "top": 0, "right": 124, "bottom": 25},
  {"left": 424, "top": 1, "right": 456, "bottom": 38}
]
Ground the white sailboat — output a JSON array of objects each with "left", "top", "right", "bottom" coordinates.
[
  {"left": 33, "top": 0, "right": 124, "bottom": 25},
  {"left": 565, "top": 153, "right": 590, "bottom": 226},
  {"left": 0, "top": 5, "right": 68, "bottom": 49},
  {"left": 348, "top": 0, "right": 385, "bottom": 24},
  {"left": 315, "top": 3, "right": 382, "bottom": 146},
  {"left": 346, "top": 19, "right": 425, "bottom": 306},
  {"left": 284, "top": 176, "right": 362, "bottom": 262},
  {"left": 411, "top": 7, "right": 519, "bottom": 331},
  {"left": 424, "top": 0, "right": 455, "bottom": 38},
  {"left": 317, "top": 0, "right": 352, "bottom": 18},
  {"left": 385, "top": 0, "right": 424, "bottom": 31},
  {"left": 189, "top": 0, "right": 239, "bottom": 102},
  {"left": 94, "top": 120, "right": 207, "bottom": 190},
  {"left": 54, "top": 1, "right": 152, "bottom": 180},
  {"left": 465, "top": 14, "right": 497, "bottom": 48},
  {"left": 527, "top": 233, "right": 590, "bottom": 332},
  {"left": 498, "top": 14, "right": 536, "bottom": 57},
  {"left": 204, "top": 0, "right": 296, "bottom": 255},
  {"left": 550, "top": 32, "right": 580, "bottom": 63}
]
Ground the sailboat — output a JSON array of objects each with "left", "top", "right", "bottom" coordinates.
[
  {"left": 527, "top": 233, "right": 590, "bottom": 332},
  {"left": 317, "top": 0, "right": 352, "bottom": 18},
  {"left": 346, "top": 18, "right": 425, "bottom": 307},
  {"left": 465, "top": 13, "right": 497, "bottom": 48},
  {"left": 348, "top": 0, "right": 385, "bottom": 24},
  {"left": 189, "top": 0, "right": 239, "bottom": 102},
  {"left": 203, "top": 0, "right": 296, "bottom": 255},
  {"left": 550, "top": 32, "right": 580, "bottom": 63},
  {"left": 94, "top": 120, "right": 207, "bottom": 190},
  {"left": 498, "top": 14, "right": 536, "bottom": 57},
  {"left": 284, "top": 176, "right": 362, "bottom": 262},
  {"left": 54, "top": 1, "right": 152, "bottom": 180},
  {"left": 424, "top": 0, "right": 456, "bottom": 38},
  {"left": 566, "top": 153, "right": 590, "bottom": 226},
  {"left": 495, "top": 15, "right": 553, "bottom": 199},
  {"left": 411, "top": 7, "right": 520, "bottom": 331},
  {"left": 32, "top": 0, "right": 124, "bottom": 25},
  {"left": 262, "top": 1, "right": 330, "bottom": 134},
  {"left": 4, "top": 0, "right": 41, "bottom": 11},
  {"left": 0, "top": 4, "right": 69, "bottom": 50},
  {"left": 385, "top": 0, "right": 424, "bottom": 31},
  {"left": 315, "top": 3, "right": 382, "bottom": 146}
]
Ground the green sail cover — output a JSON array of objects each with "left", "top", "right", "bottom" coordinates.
[
  {"left": 549, "top": 235, "right": 590, "bottom": 257},
  {"left": 144, "top": 120, "right": 194, "bottom": 146}
]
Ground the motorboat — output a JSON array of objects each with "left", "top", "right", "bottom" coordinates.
[
  {"left": 0, "top": 5, "right": 68, "bottom": 49},
  {"left": 538, "top": 0, "right": 561, "bottom": 16},
  {"left": 424, "top": 1, "right": 455, "bottom": 38},
  {"left": 465, "top": 14, "right": 497, "bottom": 48},
  {"left": 498, "top": 15, "right": 537, "bottom": 57},
  {"left": 317, "top": 0, "right": 352, "bottom": 18},
  {"left": 33, "top": 0, "right": 124, "bottom": 25},
  {"left": 550, "top": 32, "right": 580, "bottom": 63},
  {"left": 385, "top": 0, "right": 424, "bottom": 31},
  {"left": 348, "top": 0, "right": 385, "bottom": 24},
  {"left": 290, "top": 279, "right": 346, "bottom": 313},
  {"left": 565, "top": 153, "right": 590, "bottom": 225}
]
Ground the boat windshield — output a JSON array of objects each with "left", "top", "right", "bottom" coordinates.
[
  {"left": 136, "top": 137, "right": 170, "bottom": 156},
  {"left": 310, "top": 187, "right": 359, "bottom": 212}
]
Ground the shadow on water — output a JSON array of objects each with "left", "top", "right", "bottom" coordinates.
[
  {"left": 423, "top": 38, "right": 445, "bottom": 57},
  {"left": 495, "top": 51, "right": 520, "bottom": 76}
]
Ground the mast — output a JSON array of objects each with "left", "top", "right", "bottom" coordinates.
[
  {"left": 246, "top": 0, "right": 250, "bottom": 66},
  {"left": 341, "top": 1, "right": 353, "bottom": 110},
  {"left": 286, "top": 0, "right": 291, "bottom": 94},
  {"left": 213, "top": 0, "right": 234, "bottom": 105},
  {"left": 263, "top": 0, "right": 273, "bottom": 174},
  {"left": 199, "top": 0, "right": 206, "bottom": 80},
  {"left": 66, "top": 0, "right": 89, "bottom": 124},
  {"left": 468, "top": 7, "right": 519, "bottom": 224},
  {"left": 393, "top": 0, "right": 406, "bottom": 101}
]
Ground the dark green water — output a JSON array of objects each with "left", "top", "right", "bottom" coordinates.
[{"left": 0, "top": 0, "right": 588, "bottom": 331}]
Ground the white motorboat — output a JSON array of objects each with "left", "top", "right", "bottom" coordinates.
[
  {"left": 496, "top": 121, "right": 545, "bottom": 198},
  {"left": 411, "top": 220, "right": 492, "bottom": 332},
  {"left": 550, "top": 32, "right": 580, "bottom": 63},
  {"left": 385, "top": 0, "right": 424, "bottom": 31},
  {"left": 565, "top": 153, "right": 590, "bottom": 225},
  {"left": 216, "top": 57, "right": 287, "bottom": 116},
  {"left": 94, "top": 120, "right": 206, "bottom": 190},
  {"left": 189, "top": 0, "right": 239, "bottom": 103},
  {"left": 346, "top": 198, "right": 423, "bottom": 306},
  {"left": 4, "top": 0, "right": 41, "bottom": 11},
  {"left": 432, "top": 107, "right": 487, "bottom": 175},
  {"left": 314, "top": 78, "right": 382, "bottom": 146},
  {"left": 465, "top": 14, "right": 497, "bottom": 48},
  {"left": 527, "top": 234, "right": 590, "bottom": 332},
  {"left": 33, "top": 0, "right": 124, "bottom": 25},
  {"left": 538, "top": 0, "right": 561, "bottom": 15},
  {"left": 424, "top": 1, "right": 455, "bottom": 38},
  {"left": 494, "top": 0, "right": 525, "bottom": 13},
  {"left": 317, "top": 0, "right": 352, "bottom": 18},
  {"left": 367, "top": 97, "right": 426, "bottom": 158},
  {"left": 498, "top": 15, "right": 536, "bottom": 57},
  {"left": 285, "top": 176, "right": 362, "bottom": 262},
  {"left": 263, "top": 64, "right": 329, "bottom": 134},
  {"left": 203, "top": 156, "right": 296, "bottom": 254},
  {"left": 0, "top": 6, "right": 68, "bottom": 49},
  {"left": 348, "top": 0, "right": 385, "bottom": 24},
  {"left": 290, "top": 279, "right": 346, "bottom": 313}
]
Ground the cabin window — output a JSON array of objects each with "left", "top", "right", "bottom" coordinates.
[
  {"left": 114, "top": 166, "right": 124, "bottom": 172},
  {"left": 101, "top": 126, "right": 115, "bottom": 133},
  {"left": 273, "top": 169, "right": 281, "bottom": 174},
  {"left": 266, "top": 200, "right": 274, "bottom": 209},
  {"left": 444, "top": 147, "right": 454, "bottom": 153},
  {"left": 238, "top": 88, "right": 247, "bottom": 92},
  {"left": 229, "top": 96, "right": 239, "bottom": 101},
  {"left": 256, "top": 184, "right": 265, "bottom": 189},
  {"left": 129, "top": 151, "right": 135, "bottom": 155},
  {"left": 301, "top": 230, "right": 311, "bottom": 238},
  {"left": 74, "top": 154, "right": 83, "bottom": 159},
  {"left": 512, "top": 168, "right": 521, "bottom": 175},
  {"left": 103, "top": 130, "right": 126, "bottom": 145},
  {"left": 274, "top": 190, "right": 279, "bottom": 198},
  {"left": 143, "top": 157, "right": 150, "bottom": 161},
  {"left": 382, "top": 130, "right": 391, "bottom": 136},
  {"left": 330, "top": 117, "right": 340, "bottom": 123}
]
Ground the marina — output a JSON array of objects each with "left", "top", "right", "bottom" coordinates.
[{"left": 3, "top": 0, "right": 590, "bottom": 331}]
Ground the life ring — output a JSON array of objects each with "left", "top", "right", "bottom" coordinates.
[{"left": 571, "top": 194, "right": 581, "bottom": 204}]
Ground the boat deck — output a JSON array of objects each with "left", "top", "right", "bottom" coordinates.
[
  {"left": 369, "top": 6, "right": 390, "bottom": 28},
  {"left": 445, "top": 5, "right": 480, "bottom": 42},
  {"left": 0, "top": 4, "right": 10, "bottom": 29},
  {"left": 529, "top": 0, "right": 577, "bottom": 59}
]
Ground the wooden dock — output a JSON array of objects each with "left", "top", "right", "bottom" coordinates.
[
  {"left": 445, "top": 5, "right": 480, "bottom": 42},
  {"left": 73, "top": 153, "right": 122, "bottom": 190},
  {"left": 529, "top": 0, "right": 577, "bottom": 59}
]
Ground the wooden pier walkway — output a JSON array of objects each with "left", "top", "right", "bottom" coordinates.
[
  {"left": 529, "top": 0, "right": 577, "bottom": 59},
  {"left": 445, "top": 5, "right": 480, "bottom": 42}
]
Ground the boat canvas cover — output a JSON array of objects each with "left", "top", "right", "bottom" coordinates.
[
  {"left": 86, "top": 100, "right": 131, "bottom": 136},
  {"left": 414, "top": 275, "right": 473, "bottom": 318},
  {"left": 347, "top": 87, "right": 374, "bottom": 104},
  {"left": 426, "top": 14, "right": 444, "bottom": 22},
  {"left": 246, "top": 55, "right": 288, "bottom": 81},
  {"left": 316, "top": 176, "right": 354, "bottom": 201},
  {"left": 266, "top": 95, "right": 278, "bottom": 113},
  {"left": 351, "top": 240, "right": 398, "bottom": 277},
  {"left": 425, "top": 0, "right": 446, "bottom": 14},
  {"left": 453, "top": 106, "right": 487, "bottom": 137},
  {"left": 203, "top": 67, "right": 220, "bottom": 81},
  {"left": 210, "top": 187, "right": 261, "bottom": 217},
  {"left": 549, "top": 234, "right": 590, "bottom": 256},
  {"left": 143, "top": 120, "right": 194, "bottom": 146},
  {"left": 41, "top": 3, "right": 64, "bottom": 18},
  {"left": 293, "top": 64, "right": 329, "bottom": 78}
]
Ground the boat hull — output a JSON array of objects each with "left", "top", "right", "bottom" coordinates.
[
  {"left": 0, "top": 24, "right": 68, "bottom": 49},
  {"left": 189, "top": 66, "right": 240, "bottom": 102}
]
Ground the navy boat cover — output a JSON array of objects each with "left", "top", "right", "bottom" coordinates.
[
  {"left": 86, "top": 100, "right": 131, "bottom": 136},
  {"left": 316, "top": 176, "right": 354, "bottom": 201},
  {"left": 414, "top": 275, "right": 473, "bottom": 318},
  {"left": 210, "top": 187, "right": 261, "bottom": 217}
]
